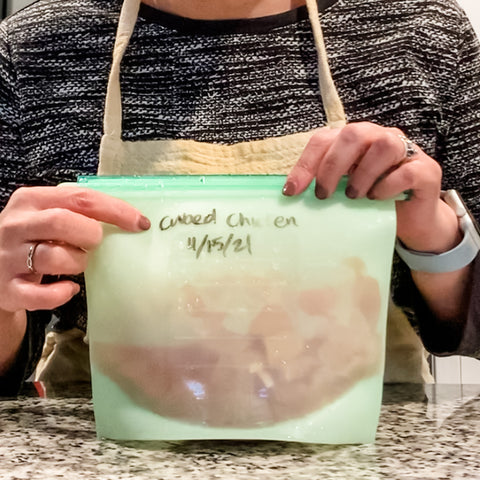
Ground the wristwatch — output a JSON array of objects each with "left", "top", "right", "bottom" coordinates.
[{"left": 395, "top": 189, "right": 480, "bottom": 273}]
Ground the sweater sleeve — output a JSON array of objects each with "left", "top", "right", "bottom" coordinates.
[
  {"left": 0, "top": 18, "right": 20, "bottom": 209},
  {"left": 394, "top": 6, "right": 480, "bottom": 358},
  {"left": 0, "top": 16, "right": 30, "bottom": 209},
  {"left": 442, "top": 7, "right": 480, "bottom": 358},
  {"left": 0, "top": 18, "right": 52, "bottom": 394}
]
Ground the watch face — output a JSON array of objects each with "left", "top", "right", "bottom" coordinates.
[
  {"left": 467, "top": 214, "right": 480, "bottom": 249},
  {"left": 469, "top": 210, "right": 480, "bottom": 237},
  {"left": 456, "top": 192, "right": 480, "bottom": 230},
  {"left": 447, "top": 190, "right": 480, "bottom": 248}
]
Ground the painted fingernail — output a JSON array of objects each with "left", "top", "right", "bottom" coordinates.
[
  {"left": 138, "top": 215, "right": 151, "bottom": 231},
  {"left": 403, "top": 189, "right": 414, "bottom": 201},
  {"left": 315, "top": 184, "right": 328, "bottom": 200},
  {"left": 345, "top": 185, "right": 358, "bottom": 199},
  {"left": 282, "top": 181, "right": 297, "bottom": 196}
]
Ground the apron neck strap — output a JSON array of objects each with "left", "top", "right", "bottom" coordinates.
[
  {"left": 103, "top": 0, "right": 347, "bottom": 138},
  {"left": 103, "top": 0, "right": 141, "bottom": 137},
  {"left": 305, "top": 0, "right": 346, "bottom": 128}
]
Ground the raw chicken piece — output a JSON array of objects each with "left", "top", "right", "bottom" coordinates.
[{"left": 91, "top": 257, "right": 384, "bottom": 427}]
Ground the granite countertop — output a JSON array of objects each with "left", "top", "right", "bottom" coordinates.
[{"left": 1, "top": 383, "right": 479, "bottom": 480}]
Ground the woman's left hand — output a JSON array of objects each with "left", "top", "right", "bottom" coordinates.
[{"left": 284, "top": 121, "right": 462, "bottom": 254}]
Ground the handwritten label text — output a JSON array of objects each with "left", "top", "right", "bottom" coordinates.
[{"left": 187, "top": 234, "right": 252, "bottom": 259}]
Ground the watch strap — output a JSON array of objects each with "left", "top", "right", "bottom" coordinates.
[{"left": 395, "top": 227, "right": 479, "bottom": 273}]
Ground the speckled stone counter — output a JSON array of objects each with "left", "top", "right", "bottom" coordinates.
[{"left": 1, "top": 383, "right": 479, "bottom": 480}]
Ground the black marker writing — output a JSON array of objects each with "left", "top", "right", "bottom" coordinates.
[
  {"left": 226, "top": 213, "right": 261, "bottom": 228},
  {"left": 187, "top": 234, "right": 252, "bottom": 259},
  {"left": 273, "top": 216, "right": 298, "bottom": 228},
  {"left": 159, "top": 209, "right": 217, "bottom": 231}
]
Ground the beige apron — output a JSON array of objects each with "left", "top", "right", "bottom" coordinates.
[{"left": 35, "top": 0, "right": 433, "bottom": 384}]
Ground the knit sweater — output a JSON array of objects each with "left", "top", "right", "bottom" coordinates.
[{"left": 1, "top": 0, "right": 480, "bottom": 392}]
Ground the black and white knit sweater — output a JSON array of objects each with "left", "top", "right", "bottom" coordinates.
[{"left": 1, "top": 0, "right": 480, "bottom": 391}]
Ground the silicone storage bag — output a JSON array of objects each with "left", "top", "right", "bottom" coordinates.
[{"left": 81, "top": 175, "right": 397, "bottom": 444}]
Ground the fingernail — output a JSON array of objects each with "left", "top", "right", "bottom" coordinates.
[
  {"left": 367, "top": 191, "right": 376, "bottom": 200},
  {"left": 282, "top": 180, "right": 296, "bottom": 196},
  {"left": 315, "top": 184, "right": 328, "bottom": 200},
  {"left": 403, "top": 189, "right": 414, "bottom": 201},
  {"left": 138, "top": 215, "right": 151, "bottom": 231},
  {"left": 345, "top": 185, "right": 358, "bottom": 199},
  {"left": 72, "top": 284, "right": 81, "bottom": 296}
]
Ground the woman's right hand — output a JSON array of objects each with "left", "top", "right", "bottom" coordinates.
[{"left": 0, "top": 186, "right": 150, "bottom": 313}]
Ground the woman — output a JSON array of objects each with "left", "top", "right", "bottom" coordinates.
[{"left": 0, "top": 0, "right": 479, "bottom": 393}]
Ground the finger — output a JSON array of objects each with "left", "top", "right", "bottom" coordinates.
[
  {"left": 367, "top": 163, "right": 416, "bottom": 200},
  {"left": 10, "top": 186, "right": 150, "bottom": 232},
  {"left": 309, "top": 123, "right": 378, "bottom": 198},
  {"left": 10, "top": 209, "right": 105, "bottom": 251},
  {"left": 367, "top": 156, "right": 441, "bottom": 201},
  {"left": 346, "top": 129, "right": 406, "bottom": 198},
  {"left": 10, "top": 278, "right": 81, "bottom": 312},
  {"left": 26, "top": 242, "right": 89, "bottom": 276},
  {"left": 283, "top": 127, "right": 339, "bottom": 196}
]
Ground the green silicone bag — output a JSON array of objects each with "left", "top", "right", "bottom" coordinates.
[{"left": 80, "top": 175, "right": 397, "bottom": 444}]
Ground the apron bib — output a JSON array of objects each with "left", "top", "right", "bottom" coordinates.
[
  {"left": 97, "top": 0, "right": 346, "bottom": 176},
  {"left": 35, "top": 0, "right": 433, "bottom": 386}
]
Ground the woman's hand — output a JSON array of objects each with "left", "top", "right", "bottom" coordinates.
[
  {"left": 0, "top": 186, "right": 150, "bottom": 313},
  {"left": 283, "top": 122, "right": 462, "bottom": 254},
  {"left": 284, "top": 121, "right": 472, "bottom": 324}
]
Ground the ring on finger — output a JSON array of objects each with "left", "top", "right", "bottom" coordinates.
[
  {"left": 26, "top": 242, "right": 41, "bottom": 274},
  {"left": 398, "top": 134, "right": 418, "bottom": 160}
]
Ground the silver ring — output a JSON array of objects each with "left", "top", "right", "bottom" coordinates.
[
  {"left": 27, "top": 243, "right": 40, "bottom": 274},
  {"left": 398, "top": 134, "right": 418, "bottom": 160}
]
